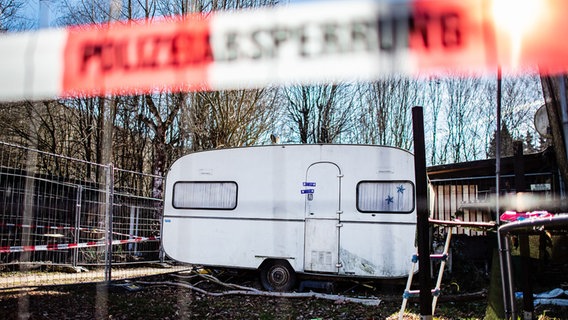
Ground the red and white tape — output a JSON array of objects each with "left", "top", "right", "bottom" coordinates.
[
  {"left": 1, "top": 222, "right": 147, "bottom": 236},
  {"left": 0, "top": 222, "right": 100, "bottom": 232},
  {"left": 0, "top": 221, "right": 159, "bottom": 253},
  {"left": 0, "top": 235, "right": 159, "bottom": 253},
  {"left": 1, "top": 0, "right": 567, "bottom": 101}
]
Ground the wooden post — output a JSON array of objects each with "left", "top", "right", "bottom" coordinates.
[{"left": 412, "top": 106, "right": 433, "bottom": 319}]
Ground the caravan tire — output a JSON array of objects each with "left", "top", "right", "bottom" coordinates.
[{"left": 259, "top": 260, "right": 296, "bottom": 292}]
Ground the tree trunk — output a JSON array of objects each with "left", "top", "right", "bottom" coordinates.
[{"left": 540, "top": 76, "right": 568, "bottom": 187}]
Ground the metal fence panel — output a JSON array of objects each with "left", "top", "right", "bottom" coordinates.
[{"left": 0, "top": 141, "right": 165, "bottom": 285}]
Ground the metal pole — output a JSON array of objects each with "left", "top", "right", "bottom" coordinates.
[
  {"left": 495, "top": 66, "right": 513, "bottom": 318},
  {"left": 498, "top": 227, "right": 516, "bottom": 319},
  {"left": 73, "top": 186, "right": 82, "bottom": 267},
  {"left": 496, "top": 67, "right": 502, "bottom": 221},
  {"left": 104, "top": 164, "right": 114, "bottom": 283},
  {"left": 412, "top": 106, "right": 433, "bottom": 320}
]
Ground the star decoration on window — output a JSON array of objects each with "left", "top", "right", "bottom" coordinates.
[
  {"left": 385, "top": 195, "right": 394, "bottom": 204},
  {"left": 397, "top": 185, "right": 405, "bottom": 194}
]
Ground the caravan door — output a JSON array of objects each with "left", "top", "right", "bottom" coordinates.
[{"left": 303, "top": 162, "right": 342, "bottom": 273}]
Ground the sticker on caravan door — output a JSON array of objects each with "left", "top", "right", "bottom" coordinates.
[{"left": 301, "top": 182, "right": 316, "bottom": 194}]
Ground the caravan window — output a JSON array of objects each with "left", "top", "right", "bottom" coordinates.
[
  {"left": 173, "top": 181, "right": 238, "bottom": 210},
  {"left": 356, "top": 181, "right": 414, "bottom": 213}
]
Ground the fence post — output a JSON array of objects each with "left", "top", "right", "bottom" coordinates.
[
  {"left": 412, "top": 106, "right": 433, "bottom": 320},
  {"left": 104, "top": 164, "right": 114, "bottom": 283},
  {"left": 73, "top": 185, "right": 83, "bottom": 267},
  {"left": 22, "top": 146, "right": 38, "bottom": 271}
]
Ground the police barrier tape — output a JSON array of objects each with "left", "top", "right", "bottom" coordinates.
[
  {"left": 0, "top": 235, "right": 159, "bottom": 253},
  {"left": 0, "top": 221, "right": 159, "bottom": 253},
  {"left": 0, "top": 222, "right": 103, "bottom": 232},
  {"left": 0, "top": 222, "right": 150, "bottom": 237},
  {"left": 1, "top": 0, "right": 567, "bottom": 101}
]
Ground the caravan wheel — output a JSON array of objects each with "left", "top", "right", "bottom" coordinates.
[{"left": 259, "top": 259, "right": 296, "bottom": 292}]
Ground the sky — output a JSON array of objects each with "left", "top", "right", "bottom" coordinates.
[{"left": 22, "top": 0, "right": 349, "bottom": 29}]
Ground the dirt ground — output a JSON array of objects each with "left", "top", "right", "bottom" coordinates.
[{"left": 0, "top": 270, "right": 565, "bottom": 320}]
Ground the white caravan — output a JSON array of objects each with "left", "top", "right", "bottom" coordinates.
[{"left": 162, "top": 144, "right": 418, "bottom": 291}]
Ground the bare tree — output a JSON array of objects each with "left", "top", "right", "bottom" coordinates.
[
  {"left": 481, "top": 73, "right": 544, "bottom": 159},
  {"left": 0, "top": 98, "right": 105, "bottom": 179},
  {"left": 190, "top": 89, "right": 279, "bottom": 150},
  {"left": 56, "top": 0, "right": 115, "bottom": 25},
  {"left": 438, "top": 76, "right": 485, "bottom": 163},
  {"left": 351, "top": 77, "right": 423, "bottom": 150},
  {"left": 423, "top": 77, "right": 444, "bottom": 164},
  {"left": 61, "top": 97, "right": 104, "bottom": 179},
  {"left": 283, "top": 84, "right": 352, "bottom": 144},
  {"left": 113, "top": 95, "right": 152, "bottom": 173},
  {"left": 499, "top": 75, "right": 544, "bottom": 150},
  {"left": 135, "top": 92, "right": 183, "bottom": 200},
  {"left": 0, "top": 0, "right": 28, "bottom": 31}
]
